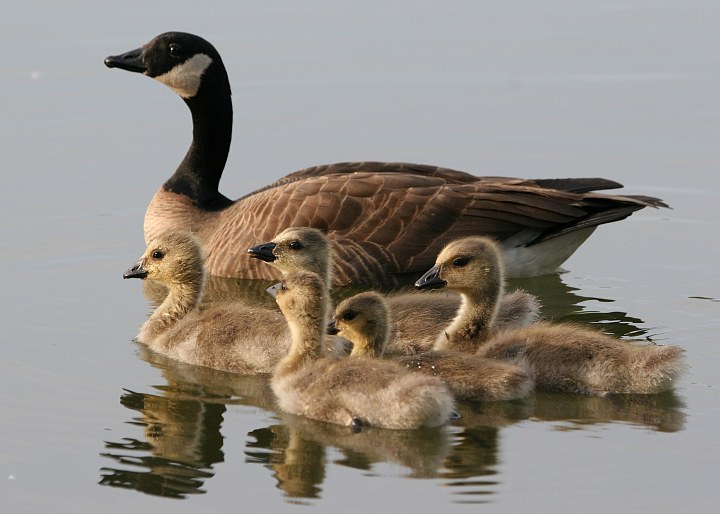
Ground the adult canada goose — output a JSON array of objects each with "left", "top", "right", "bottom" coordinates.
[
  {"left": 248, "top": 226, "right": 540, "bottom": 354},
  {"left": 123, "top": 231, "right": 345, "bottom": 373},
  {"left": 105, "top": 31, "right": 668, "bottom": 286},
  {"left": 268, "top": 271, "right": 454, "bottom": 429},
  {"left": 415, "top": 237, "right": 686, "bottom": 395},
  {"left": 329, "top": 292, "right": 534, "bottom": 402}
]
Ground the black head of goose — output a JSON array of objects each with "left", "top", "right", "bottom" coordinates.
[
  {"left": 106, "top": 32, "right": 232, "bottom": 211},
  {"left": 106, "top": 32, "right": 669, "bottom": 287}
]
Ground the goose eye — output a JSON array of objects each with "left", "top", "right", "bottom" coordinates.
[
  {"left": 151, "top": 250, "right": 165, "bottom": 260},
  {"left": 342, "top": 310, "right": 357, "bottom": 321},
  {"left": 168, "top": 43, "right": 181, "bottom": 57},
  {"left": 288, "top": 241, "right": 304, "bottom": 250},
  {"left": 452, "top": 257, "right": 469, "bottom": 267}
]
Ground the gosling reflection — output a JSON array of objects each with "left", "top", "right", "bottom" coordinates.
[
  {"left": 99, "top": 346, "right": 274, "bottom": 498},
  {"left": 530, "top": 390, "right": 686, "bottom": 432},
  {"left": 246, "top": 424, "right": 326, "bottom": 500},
  {"left": 99, "top": 388, "right": 224, "bottom": 498},
  {"left": 440, "top": 391, "right": 685, "bottom": 503},
  {"left": 123, "top": 389, "right": 224, "bottom": 465},
  {"left": 245, "top": 413, "right": 452, "bottom": 500},
  {"left": 281, "top": 413, "right": 451, "bottom": 478},
  {"left": 451, "top": 388, "right": 685, "bottom": 434},
  {"left": 249, "top": 391, "right": 684, "bottom": 505}
]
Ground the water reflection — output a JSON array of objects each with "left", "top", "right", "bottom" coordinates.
[
  {"left": 107, "top": 271, "right": 685, "bottom": 501},
  {"left": 506, "top": 273, "right": 647, "bottom": 338},
  {"left": 246, "top": 416, "right": 451, "bottom": 500},
  {"left": 99, "top": 389, "right": 223, "bottom": 497},
  {"left": 529, "top": 390, "right": 686, "bottom": 433},
  {"left": 99, "top": 348, "right": 275, "bottom": 498},
  {"left": 246, "top": 423, "right": 326, "bottom": 500}
]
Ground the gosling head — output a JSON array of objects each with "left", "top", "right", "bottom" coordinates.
[
  {"left": 123, "top": 231, "right": 205, "bottom": 287},
  {"left": 328, "top": 292, "right": 390, "bottom": 358},
  {"left": 415, "top": 236, "right": 504, "bottom": 297},
  {"left": 249, "top": 227, "right": 333, "bottom": 284},
  {"left": 268, "top": 270, "right": 328, "bottom": 324}
]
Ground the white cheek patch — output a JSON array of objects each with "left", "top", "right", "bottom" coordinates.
[{"left": 154, "top": 53, "right": 213, "bottom": 98}]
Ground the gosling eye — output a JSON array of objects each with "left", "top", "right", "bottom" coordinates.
[
  {"left": 342, "top": 310, "right": 357, "bottom": 321},
  {"left": 168, "top": 43, "right": 182, "bottom": 58},
  {"left": 151, "top": 250, "right": 165, "bottom": 260},
  {"left": 288, "top": 240, "right": 304, "bottom": 250},
  {"left": 452, "top": 257, "right": 469, "bottom": 267}
]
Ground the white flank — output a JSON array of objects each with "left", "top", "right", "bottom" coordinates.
[
  {"left": 154, "top": 53, "right": 213, "bottom": 98},
  {"left": 501, "top": 227, "right": 596, "bottom": 277}
]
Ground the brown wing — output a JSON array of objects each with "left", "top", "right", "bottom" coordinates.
[
  {"left": 245, "top": 161, "right": 642, "bottom": 195},
  {"left": 202, "top": 169, "right": 665, "bottom": 286}
]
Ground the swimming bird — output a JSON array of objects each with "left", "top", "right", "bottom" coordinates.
[
  {"left": 268, "top": 271, "right": 455, "bottom": 429},
  {"left": 329, "top": 291, "right": 534, "bottom": 401},
  {"left": 106, "top": 31, "right": 668, "bottom": 286},
  {"left": 249, "top": 226, "right": 540, "bottom": 354},
  {"left": 415, "top": 236, "right": 686, "bottom": 395},
  {"left": 123, "top": 231, "right": 345, "bottom": 373}
]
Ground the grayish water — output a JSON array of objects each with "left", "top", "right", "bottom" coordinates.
[{"left": 1, "top": 1, "right": 718, "bottom": 512}]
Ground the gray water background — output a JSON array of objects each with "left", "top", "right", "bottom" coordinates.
[{"left": 1, "top": 1, "right": 718, "bottom": 512}]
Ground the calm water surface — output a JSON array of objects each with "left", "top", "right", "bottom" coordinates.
[{"left": 1, "top": 2, "right": 718, "bottom": 513}]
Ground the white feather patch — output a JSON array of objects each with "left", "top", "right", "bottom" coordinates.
[{"left": 154, "top": 53, "right": 213, "bottom": 98}]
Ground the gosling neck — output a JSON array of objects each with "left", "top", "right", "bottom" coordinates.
[
  {"left": 316, "top": 254, "right": 333, "bottom": 290},
  {"left": 163, "top": 70, "right": 234, "bottom": 211},
  {"left": 149, "top": 273, "right": 205, "bottom": 330},
  {"left": 348, "top": 328, "right": 386, "bottom": 358},
  {"left": 277, "top": 302, "right": 328, "bottom": 376},
  {"left": 438, "top": 279, "right": 503, "bottom": 353}
]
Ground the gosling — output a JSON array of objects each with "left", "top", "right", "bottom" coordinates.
[
  {"left": 123, "top": 231, "right": 344, "bottom": 373},
  {"left": 416, "top": 236, "right": 685, "bottom": 396},
  {"left": 329, "top": 291, "right": 534, "bottom": 402},
  {"left": 269, "top": 271, "right": 455, "bottom": 429}
]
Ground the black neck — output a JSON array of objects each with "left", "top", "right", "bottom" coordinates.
[{"left": 163, "top": 67, "right": 234, "bottom": 210}]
